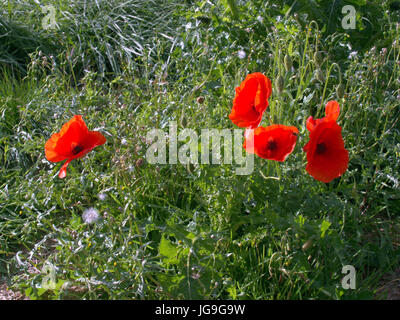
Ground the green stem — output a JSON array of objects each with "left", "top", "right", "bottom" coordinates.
[{"left": 320, "top": 62, "right": 341, "bottom": 110}]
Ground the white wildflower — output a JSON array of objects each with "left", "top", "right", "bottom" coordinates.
[
  {"left": 238, "top": 50, "right": 246, "bottom": 59},
  {"left": 191, "top": 272, "right": 200, "bottom": 280},
  {"left": 98, "top": 193, "right": 107, "bottom": 201},
  {"left": 348, "top": 51, "right": 358, "bottom": 59},
  {"left": 82, "top": 207, "right": 100, "bottom": 224}
]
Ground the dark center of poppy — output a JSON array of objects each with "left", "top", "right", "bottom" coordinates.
[
  {"left": 72, "top": 144, "right": 84, "bottom": 155},
  {"left": 316, "top": 142, "right": 326, "bottom": 154},
  {"left": 267, "top": 140, "right": 277, "bottom": 151}
]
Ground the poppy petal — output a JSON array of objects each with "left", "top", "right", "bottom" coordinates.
[
  {"left": 45, "top": 115, "right": 106, "bottom": 178},
  {"left": 306, "top": 100, "right": 341, "bottom": 133},
  {"left": 305, "top": 147, "right": 348, "bottom": 183},
  {"left": 59, "top": 115, "right": 87, "bottom": 136},
  {"left": 71, "top": 131, "right": 107, "bottom": 159},
  {"left": 325, "top": 100, "right": 340, "bottom": 122},
  {"left": 245, "top": 124, "right": 298, "bottom": 161},
  {"left": 306, "top": 116, "right": 317, "bottom": 132},
  {"left": 45, "top": 135, "right": 68, "bottom": 162},
  {"left": 58, "top": 159, "right": 72, "bottom": 179},
  {"left": 304, "top": 120, "right": 349, "bottom": 183},
  {"left": 45, "top": 115, "right": 90, "bottom": 160},
  {"left": 243, "top": 128, "right": 256, "bottom": 153},
  {"left": 229, "top": 72, "right": 272, "bottom": 128},
  {"left": 55, "top": 118, "right": 89, "bottom": 157}
]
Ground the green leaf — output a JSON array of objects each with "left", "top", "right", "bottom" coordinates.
[
  {"left": 222, "top": 0, "right": 240, "bottom": 20},
  {"left": 69, "top": 215, "right": 82, "bottom": 230},
  {"left": 320, "top": 220, "right": 331, "bottom": 238},
  {"left": 24, "top": 287, "right": 33, "bottom": 298},
  {"left": 157, "top": 273, "right": 186, "bottom": 295},
  {"left": 227, "top": 285, "right": 237, "bottom": 299},
  {"left": 159, "top": 236, "right": 179, "bottom": 265},
  {"left": 37, "top": 287, "right": 47, "bottom": 296}
]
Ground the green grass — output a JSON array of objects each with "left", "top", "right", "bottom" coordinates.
[{"left": 0, "top": 0, "right": 399, "bottom": 299}]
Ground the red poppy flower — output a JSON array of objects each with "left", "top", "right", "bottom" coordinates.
[
  {"left": 303, "top": 120, "right": 349, "bottom": 183},
  {"left": 306, "top": 100, "right": 340, "bottom": 132},
  {"left": 45, "top": 115, "right": 106, "bottom": 178},
  {"left": 229, "top": 72, "right": 272, "bottom": 128},
  {"left": 243, "top": 124, "right": 299, "bottom": 161}
]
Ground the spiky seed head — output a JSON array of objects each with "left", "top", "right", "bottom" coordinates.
[
  {"left": 314, "top": 51, "right": 324, "bottom": 66},
  {"left": 276, "top": 75, "right": 284, "bottom": 93},
  {"left": 315, "top": 68, "right": 325, "bottom": 83},
  {"left": 284, "top": 54, "right": 293, "bottom": 72}
]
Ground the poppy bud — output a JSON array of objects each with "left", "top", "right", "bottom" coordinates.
[
  {"left": 336, "top": 83, "right": 345, "bottom": 99},
  {"left": 302, "top": 239, "right": 313, "bottom": 251},
  {"left": 181, "top": 115, "right": 188, "bottom": 127},
  {"left": 276, "top": 75, "right": 284, "bottom": 93},
  {"left": 136, "top": 158, "right": 144, "bottom": 167},
  {"left": 314, "top": 51, "right": 323, "bottom": 66},
  {"left": 315, "top": 68, "right": 325, "bottom": 83},
  {"left": 284, "top": 54, "right": 293, "bottom": 72},
  {"left": 294, "top": 13, "right": 301, "bottom": 26},
  {"left": 196, "top": 96, "right": 204, "bottom": 104}
]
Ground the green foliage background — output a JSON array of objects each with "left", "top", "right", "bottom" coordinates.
[{"left": 0, "top": 0, "right": 399, "bottom": 299}]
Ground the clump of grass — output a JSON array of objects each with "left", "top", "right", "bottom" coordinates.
[
  {"left": 1, "top": 0, "right": 184, "bottom": 79},
  {"left": 1, "top": 0, "right": 400, "bottom": 300},
  {"left": 0, "top": 16, "right": 54, "bottom": 74}
]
